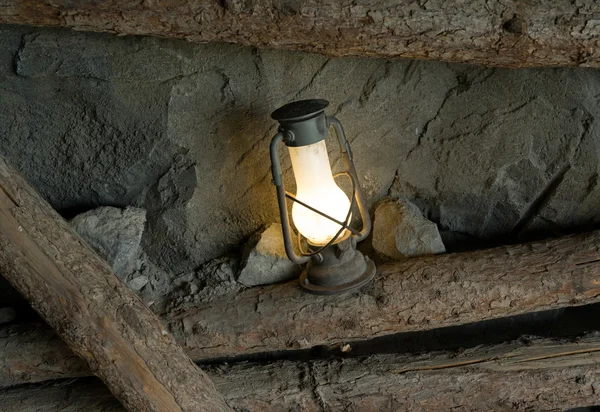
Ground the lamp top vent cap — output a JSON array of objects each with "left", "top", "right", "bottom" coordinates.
[{"left": 271, "top": 99, "right": 329, "bottom": 123}]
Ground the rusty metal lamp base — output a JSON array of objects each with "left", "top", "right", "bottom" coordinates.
[{"left": 299, "top": 238, "right": 376, "bottom": 295}]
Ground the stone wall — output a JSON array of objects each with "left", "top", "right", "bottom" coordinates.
[{"left": 1, "top": 24, "right": 600, "bottom": 280}]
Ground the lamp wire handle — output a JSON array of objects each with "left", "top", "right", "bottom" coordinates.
[{"left": 328, "top": 116, "right": 372, "bottom": 242}]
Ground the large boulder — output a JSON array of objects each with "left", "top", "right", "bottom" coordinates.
[
  {"left": 373, "top": 198, "right": 446, "bottom": 261},
  {"left": 70, "top": 206, "right": 146, "bottom": 280},
  {"left": 237, "top": 223, "right": 301, "bottom": 287}
]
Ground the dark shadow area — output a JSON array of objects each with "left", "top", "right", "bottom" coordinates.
[
  {"left": 57, "top": 203, "right": 122, "bottom": 221},
  {"left": 347, "top": 303, "right": 600, "bottom": 357},
  {"left": 0, "top": 277, "right": 35, "bottom": 320},
  {"left": 200, "top": 302, "right": 600, "bottom": 365},
  {"left": 446, "top": 221, "right": 600, "bottom": 254}
]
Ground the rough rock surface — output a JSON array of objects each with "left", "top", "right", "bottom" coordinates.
[
  {"left": 1, "top": 24, "right": 600, "bottom": 285},
  {"left": 70, "top": 206, "right": 146, "bottom": 279},
  {"left": 373, "top": 198, "right": 446, "bottom": 261},
  {"left": 237, "top": 223, "right": 301, "bottom": 287},
  {"left": 127, "top": 276, "right": 149, "bottom": 292},
  {"left": 164, "top": 257, "right": 242, "bottom": 315}
]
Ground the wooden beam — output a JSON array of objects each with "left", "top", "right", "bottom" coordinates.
[
  {"left": 0, "top": 323, "right": 90, "bottom": 386},
  {"left": 2, "top": 228, "right": 600, "bottom": 387},
  {"left": 1, "top": 1, "right": 600, "bottom": 67},
  {"left": 0, "top": 156, "right": 231, "bottom": 411},
  {"left": 167, "top": 229, "right": 600, "bottom": 358},
  {"left": 3, "top": 334, "right": 600, "bottom": 411}
]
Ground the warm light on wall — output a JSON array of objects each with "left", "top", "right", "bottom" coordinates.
[{"left": 270, "top": 99, "right": 375, "bottom": 295}]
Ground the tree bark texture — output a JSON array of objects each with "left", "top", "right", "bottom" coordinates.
[
  {"left": 0, "top": 156, "right": 231, "bottom": 412},
  {"left": 1, "top": 1, "right": 600, "bottom": 67},
  {"left": 171, "top": 229, "right": 600, "bottom": 359},
  {"left": 3, "top": 334, "right": 600, "bottom": 411},
  {"left": 2, "top": 229, "right": 600, "bottom": 387}
]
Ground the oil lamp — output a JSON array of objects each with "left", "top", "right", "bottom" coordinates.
[{"left": 270, "top": 99, "right": 375, "bottom": 294}]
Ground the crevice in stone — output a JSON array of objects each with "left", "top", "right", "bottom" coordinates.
[
  {"left": 385, "top": 169, "right": 399, "bottom": 197},
  {"left": 216, "top": 68, "right": 234, "bottom": 104},
  {"left": 510, "top": 163, "right": 571, "bottom": 239},
  {"left": 406, "top": 83, "right": 455, "bottom": 160},
  {"left": 499, "top": 96, "right": 536, "bottom": 116},
  {"left": 359, "top": 60, "right": 391, "bottom": 106},
  {"left": 235, "top": 125, "right": 276, "bottom": 168},
  {"left": 330, "top": 98, "right": 353, "bottom": 118},
  {"left": 572, "top": 110, "right": 595, "bottom": 160},
  {"left": 511, "top": 111, "right": 594, "bottom": 239},
  {"left": 250, "top": 48, "right": 264, "bottom": 93},
  {"left": 158, "top": 70, "right": 200, "bottom": 85},
  {"left": 400, "top": 59, "right": 418, "bottom": 85},
  {"left": 237, "top": 166, "right": 272, "bottom": 201},
  {"left": 291, "top": 57, "right": 331, "bottom": 101},
  {"left": 583, "top": 172, "right": 599, "bottom": 201},
  {"left": 12, "top": 32, "right": 31, "bottom": 77}
]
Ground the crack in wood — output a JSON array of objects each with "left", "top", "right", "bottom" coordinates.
[
  {"left": 510, "top": 346, "right": 600, "bottom": 364},
  {"left": 391, "top": 357, "right": 493, "bottom": 374},
  {"left": 575, "top": 259, "right": 600, "bottom": 267}
]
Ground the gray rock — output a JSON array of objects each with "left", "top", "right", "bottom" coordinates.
[
  {"left": 194, "top": 258, "right": 241, "bottom": 301},
  {"left": 127, "top": 276, "right": 149, "bottom": 291},
  {"left": 1, "top": 29, "right": 180, "bottom": 212},
  {"left": 70, "top": 207, "right": 146, "bottom": 280},
  {"left": 3, "top": 25, "right": 600, "bottom": 282},
  {"left": 0, "top": 307, "right": 16, "bottom": 324},
  {"left": 237, "top": 224, "right": 301, "bottom": 287},
  {"left": 162, "top": 257, "right": 242, "bottom": 314},
  {"left": 373, "top": 198, "right": 446, "bottom": 261},
  {"left": 126, "top": 253, "right": 173, "bottom": 312}
]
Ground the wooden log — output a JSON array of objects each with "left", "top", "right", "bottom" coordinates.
[
  {"left": 0, "top": 323, "right": 90, "bottom": 386},
  {"left": 1, "top": 1, "right": 600, "bottom": 67},
  {"left": 0, "top": 156, "right": 231, "bottom": 411},
  {"left": 171, "top": 229, "right": 600, "bottom": 359},
  {"left": 3, "top": 334, "right": 600, "bottom": 411},
  {"left": 2, "top": 228, "right": 600, "bottom": 387}
]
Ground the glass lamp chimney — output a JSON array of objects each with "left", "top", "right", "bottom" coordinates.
[{"left": 289, "top": 140, "right": 351, "bottom": 245}]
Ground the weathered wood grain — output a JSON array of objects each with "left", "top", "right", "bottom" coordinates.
[
  {"left": 1, "top": 1, "right": 600, "bottom": 67},
  {"left": 2, "top": 227, "right": 600, "bottom": 387},
  {"left": 3, "top": 334, "right": 600, "bottom": 411},
  {"left": 0, "top": 156, "right": 231, "bottom": 411},
  {"left": 170, "top": 229, "right": 600, "bottom": 360}
]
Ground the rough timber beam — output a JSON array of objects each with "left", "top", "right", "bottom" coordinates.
[
  {"left": 0, "top": 156, "right": 231, "bottom": 412},
  {"left": 1, "top": 1, "right": 600, "bottom": 67},
  {"left": 2, "top": 228, "right": 600, "bottom": 387},
  {"left": 3, "top": 334, "right": 600, "bottom": 411}
]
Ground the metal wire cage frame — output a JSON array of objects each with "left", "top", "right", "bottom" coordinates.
[{"left": 269, "top": 115, "right": 372, "bottom": 265}]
